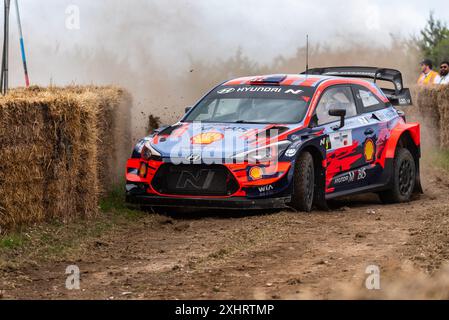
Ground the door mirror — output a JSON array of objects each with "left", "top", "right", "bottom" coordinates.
[
  {"left": 329, "top": 108, "right": 346, "bottom": 130},
  {"left": 185, "top": 106, "right": 193, "bottom": 114},
  {"left": 153, "top": 125, "right": 169, "bottom": 134}
]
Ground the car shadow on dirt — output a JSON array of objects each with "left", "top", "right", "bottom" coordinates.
[
  {"left": 142, "top": 206, "right": 284, "bottom": 220},
  {"left": 327, "top": 193, "right": 382, "bottom": 209},
  {"left": 138, "top": 192, "right": 394, "bottom": 220}
]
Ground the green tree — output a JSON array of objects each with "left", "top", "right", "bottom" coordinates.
[
  {"left": 433, "top": 38, "right": 449, "bottom": 64},
  {"left": 419, "top": 12, "right": 449, "bottom": 65}
]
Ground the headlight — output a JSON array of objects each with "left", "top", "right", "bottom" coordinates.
[
  {"left": 232, "top": 141, "right": 291, "bottom": 163},
  {"left": 141, "top": 141, "right": 161, "bottom": 160}
]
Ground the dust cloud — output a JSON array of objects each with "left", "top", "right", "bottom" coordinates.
[{"left": 5, "top": 1, "right": 422, "bottom": 141}]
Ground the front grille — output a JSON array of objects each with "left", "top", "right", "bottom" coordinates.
[{"left": 151, "top": 164, "right": 239, "bottom": 196}]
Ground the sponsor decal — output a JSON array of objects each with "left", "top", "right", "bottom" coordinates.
[
  {"left": 334, "top": 171, "right": 355, "bottom": 184},
  {"left": 291, "top": 134, "right": 300, "bottom": 141},
  {"left": 326, "top": 71, "right": 376, "bottom": 77},
  {"left": 284, "top": 89, "right": 303, "bottom": 95},
  {"left": 357, "top": 167, "right": 367, "bottom": 180},
  {"left": 364, "top": 138, "right": 375, "bottom": 162},
  {"left": 236, "top": 87, "right": 282, "bottom": 93},
  {"left": 399, "top": 98, "right": 411, "bottom": 105},
  {"left": 320, "top": 137, "right": 326, "bottom": 146},
  {"left": 215, "top": 85, "right": 313, "bottom": 99},
  {"left": 285, "top": 148, "right": 297, "bottom": 157},
  {"left": 176, "top": 170, "right": 215, "bottom": 190},
  {"left": 358, "top": 117, "right": 370, "bottom": 125},
  {"left": 320, "top": 136, "right": 331, "bottom": 150},
  {"left": 191, "top": 132, "right": 224, "bottom": 145},
  {"left": 249, "top": 166, "right": 263, "bottom": 180},
  {"left": 333, "top": 167, "right": 367, "bottom": 185},
  {"left": 258, "top": 184, "right": 274, "bottom": 193},
  {"left": 326, "top": 138, "right": 331, "bottom": 150},
  {"left": 375, "top": 108, "right": 398, "bottom": 121},
  {"left": 328, "top": 130, "right": 352, "bottom": 150},
  {"left": 185, "top": 154, "right": 201, "bottom": 162}
]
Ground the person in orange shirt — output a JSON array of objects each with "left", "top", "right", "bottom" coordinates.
[{"left": 417, "top": 59, "right": 440, "bottom": 85}]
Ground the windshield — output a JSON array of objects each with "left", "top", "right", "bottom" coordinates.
[{"left": 183, "top": 85, "right": 312, "bottom": 124}]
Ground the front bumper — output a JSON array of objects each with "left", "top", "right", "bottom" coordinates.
[
  {"left": 126, "top": 194, "right": 291, "bottom": 209},
  {"left": 125, "top": 183, "right": 291, "bottom": 209}
]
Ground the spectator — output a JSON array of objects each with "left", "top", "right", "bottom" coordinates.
[
  {"left": 435, "top": 61, "right": 449, "bottom": 85},
  {"left": 417, "top": 59, "right": 439, "bottom": 85}
]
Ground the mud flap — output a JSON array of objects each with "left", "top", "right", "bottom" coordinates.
[
  {"left": 314, "top": 190, "right": 329, "bottom": 210},
  {"left": 414, "top": 161, "right": 424, "bottom": 194},
  {"left": 313, "top": 167, "right": 329, "bottom": 210}
]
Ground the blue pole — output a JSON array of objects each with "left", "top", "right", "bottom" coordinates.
[{"left": 14, "top": 0, "right": 29, "bottom": 87}]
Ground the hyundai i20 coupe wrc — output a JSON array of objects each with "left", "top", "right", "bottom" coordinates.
[{"left": 125, "top": 66, "right": 422, "bottom": 212}]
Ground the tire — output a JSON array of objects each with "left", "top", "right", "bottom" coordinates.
[
  {"left": 290, "top": 151, "right": 315, "bottom": 212},
  {"left": 378, "top": 148, "right": 416, "bottom": 204}
]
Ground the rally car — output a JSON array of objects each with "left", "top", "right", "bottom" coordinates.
[{"left": 125, "top": 66, "right": 422, "bottom": 212}]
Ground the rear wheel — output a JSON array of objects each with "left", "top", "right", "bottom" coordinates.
[
  {"left": 378, "top": 148, "right": 416, "bottom": 204},
  {"left": 290, "top": 151, "right": 315, "bottom": 212}
]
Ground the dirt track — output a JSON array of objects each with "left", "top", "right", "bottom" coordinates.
[{"left": 1, "top": 163, "right": 449, "bottom": 299}]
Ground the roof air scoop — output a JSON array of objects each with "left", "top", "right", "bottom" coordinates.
[{"left": 250, "top": 74, "right": 287, "bottom": 85}]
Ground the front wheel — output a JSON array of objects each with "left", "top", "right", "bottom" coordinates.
[
  {"left": 290, "top": 151, "right": 315, "bottom": 212},
  {"left": 378, "top": 148, "right": 416, "bottom": 204}
]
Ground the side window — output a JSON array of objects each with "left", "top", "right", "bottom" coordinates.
[
  {"left": 315, "top": 86, "right": 357, "bottom": 125},
  {"left": 356, "top": 88, "right": 383, "bottom": 109}
]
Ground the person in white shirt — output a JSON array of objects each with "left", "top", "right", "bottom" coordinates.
[{"left": 435, "top": 61, "right": 449, "bottom": 85}]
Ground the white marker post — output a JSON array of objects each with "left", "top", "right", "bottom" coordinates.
[{"left": 1, "top": 0, "right": 11, "bottom": 95}]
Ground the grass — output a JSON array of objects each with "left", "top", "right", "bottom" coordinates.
[
  {"left": 0, "top": 185, "right": 148, "bottom": 269},
  {"left": 99, "top": 185, "right": 144, "bottom": 219},
  {"left": 428, "top": 149, "right": 449, "bottom": 172},
  {"left": 0, "top": 234, "right": 27, "bottom": 249},
  {"left": 99, "top": 185, "right": 128, "bottom": 212}
]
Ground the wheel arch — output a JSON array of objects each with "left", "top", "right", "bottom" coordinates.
[
  {"left": 397, "top": 131, "right": 420, "bottom": 162},
  {"left": 385, "top": 124, "right": 422, "bottom": 194},
  {"left": 385, "top": 123, "right": 420, "bottom": 159},
  {"left": 299, "top": 145, "right": 324, "bottom": 172}
]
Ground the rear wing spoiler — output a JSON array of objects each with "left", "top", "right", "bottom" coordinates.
[{"left": 302, "top": 66, "right": 412, "bottom": 106}]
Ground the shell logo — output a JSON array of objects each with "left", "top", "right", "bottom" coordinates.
[
  {"left": 191, "top": 132, "right": 224, "bottom": 145},
  {"left": 249, "top": 166, "right": 263, "bottom": 180},
  {"left": 364, "top": 139, "right": 375, "bottom": 162}
]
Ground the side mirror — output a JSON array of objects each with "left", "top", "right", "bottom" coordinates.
[
  {"left": 329, "top": 108, "right": 346, "bottom": 130},
  {"left": 153, "top": 125, "right": 169, "bottom": 134},
  {"left": 185, "top": 106, "right": 193, "bottom": 114}
]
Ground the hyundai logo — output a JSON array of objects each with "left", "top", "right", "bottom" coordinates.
[
  {"left": 217, "top": 88, "right": 235, "bottom": 94},
  {"left": 176, "top": 170, "right": 215, "bottom": 190},
  {"left": 186, "top": 154, "right": 201, "bottom": 162}
]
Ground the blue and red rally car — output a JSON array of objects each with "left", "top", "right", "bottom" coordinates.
[{"left": 125, "top": 66, "right": 421, "bottom": 212}]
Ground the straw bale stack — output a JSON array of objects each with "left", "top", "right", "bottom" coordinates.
[{"left": 0, "top": 86, "right": 131, "bottom": 229}]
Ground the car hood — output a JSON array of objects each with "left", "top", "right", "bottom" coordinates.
[{"left": 149, "top": 122, "right": 296, "bottom": 160}]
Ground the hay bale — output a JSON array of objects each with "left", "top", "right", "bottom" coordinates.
[
  {"left": 0, "top": 86, "right": 132, "bottom": 230},
  {"left": 437, "top": 86, "right": 449, "bottom": 149},
  {"left": 414, "top": 86, "right": 440, "bottom": 147},
  {"left": 95, "top": 88, "right": 133, "bottom": 193},
  {"left": 412, "top": 86, "right": 449, "bottom": 150}
]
